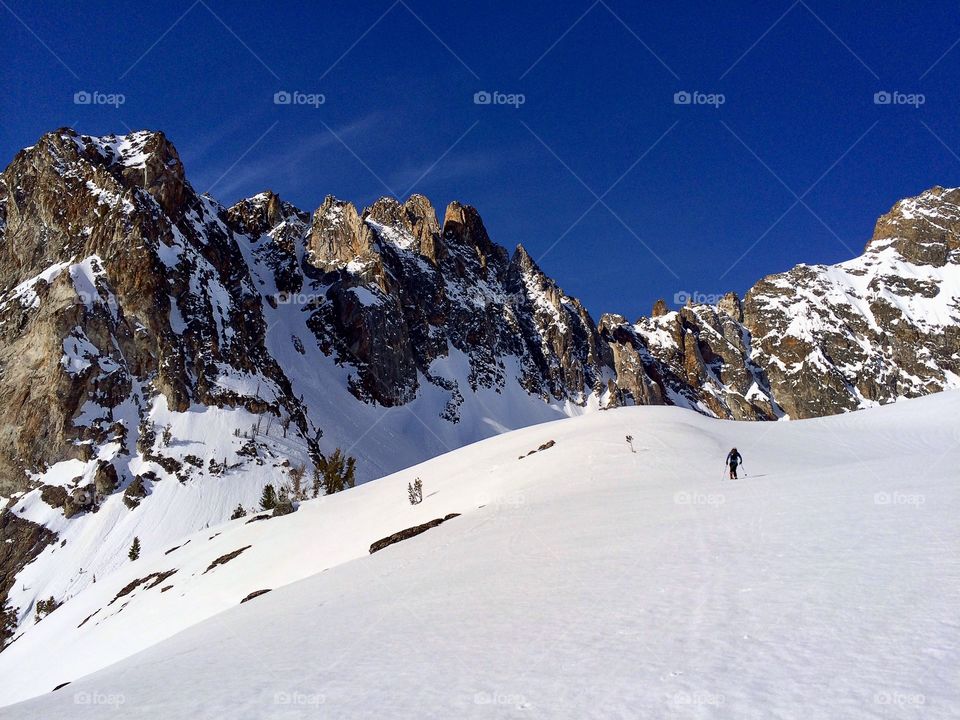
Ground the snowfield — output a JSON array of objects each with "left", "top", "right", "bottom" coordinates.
[{"left": 2, "top": 393, "right": 958, "bottom": 719}]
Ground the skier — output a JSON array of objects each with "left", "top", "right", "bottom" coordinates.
[{"left": 725, "top": 447, "right": 743, "bottom": 480}]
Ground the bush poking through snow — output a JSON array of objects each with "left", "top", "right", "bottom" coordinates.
[
  {"left": 288, "top": 464, "right": 306, "bottom": 500},
  {"left": 259, "top": 484, "right": 277, "bottom": 511},
  {"left": 625, "top": 435, "right": 636, "bottom": 453},
  {"left": 161, "top": 424, "right": 172, "bottom": 447},
  {"left": 318, "top": 449, "right": 356, "bottom": 495},
  {"left": 408, "top": 478, "right": 423, "bottom": 505},
  {"left": 127, "top": 536, "right": 140, "bottom": 561},
  {"left": 34, "top": 596, "right": 59, "bottom": 622},
  {"left": 230, "top": 504, "right": 247, "bottom": 520}
]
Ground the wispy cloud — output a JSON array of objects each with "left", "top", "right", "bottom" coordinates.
[
  {"left": 197, "top": 114, "right": 380, "bottom": 204},
  {"left": 387, "top": 150, "right": 502, "bottom": 198}
]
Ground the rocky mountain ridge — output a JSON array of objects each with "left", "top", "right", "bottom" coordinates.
[{"left": 0, "top": 127, "right": 957, "bottom": 645}]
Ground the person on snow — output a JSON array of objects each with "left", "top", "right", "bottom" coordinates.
[{"left": 726, "top": 448, "right": 743, "bottom": 479}]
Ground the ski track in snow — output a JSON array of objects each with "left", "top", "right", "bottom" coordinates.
[{"left": 1, "top": 393, "right": 957, "bottom": 719}]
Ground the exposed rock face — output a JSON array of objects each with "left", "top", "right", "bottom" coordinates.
[
  {"left": 602, "top": 304, "right": 778, "bottom": 420},
  {"left": 507, "top": 246, "right": 611, "bottom": 403},
  {"left": 742, "top": 188, "right": 960, "bottom": 418},
  {"left": 717, "top": 292, "right": 743, "bottom": 322},
  {"left": 867, "top": 185, "right": 960, "bottom": 266},
  {"left": 291, "top": 191, "right": 613, "bottom": 410},
  {"left": 0, "top": 511, "right": 56, "bottom": 646},
  {"left": 0, "top": 129, "right": 317, "bottom": 497}
]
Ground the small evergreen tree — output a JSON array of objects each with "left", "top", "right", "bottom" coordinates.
[
  {"left": 319, "top": 449, "right": 357, "bottom": 495},
  {"left": 161, "top": 424, "right": 172, "bottom": 446},
  {"left": 311, "top": 465, "right": 322, "bottom": 499},
  {"left": 259, "top": 484, "right": 277, "bottom": 511},
  {"left": 408, "top": 477, "right": 423, "bottom": 505},
  {"left": 128, "top": 536, "right": 141, "bottom": 561},
  {"left": 230, "top": 503, "right": 247, "bottom": 520}
]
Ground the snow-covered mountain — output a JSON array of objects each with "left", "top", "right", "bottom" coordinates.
[
  {"left": 1, "top": 391, "right": 957, "bottom": 717},
  {"left": 0, "top": 128, "right": 614, "bottom": 646},
  {"left": 0, "top": 127, "right": 958, "bottom": 653},
  {"left": 602, "top": 188, "right": 960, "bottom": 419}
]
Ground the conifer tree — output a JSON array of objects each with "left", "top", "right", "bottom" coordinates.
[
  {"left": 259, "top": 484, "right": 277, "bottom": 511},
  {"left": 128, "top": 536, "right": 141, "bottom": 561}
]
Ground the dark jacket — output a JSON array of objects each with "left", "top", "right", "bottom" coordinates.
[{"left": 726, "top": 450, "right": 742, "bottom": 466}]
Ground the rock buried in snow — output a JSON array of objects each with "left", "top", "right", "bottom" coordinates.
[
  {"left": 38, "top": 485, "right": 67, "bottom": 510},
  {"left": 240, "top": 589, "right": 272, "bottom": 604},
  {"left": 271, "top": 500, "right": 296, "bottom": 517},
  {"left": 203, "top": 546, "right": 252, "bottom": 574},
  {"left": 108, "top": 569, "right": 177, "bottom": 606},
  {"left": 369, "top": 514, "right": 461, "bottom": 554},
  {"left": 93, "top": 461, "right": 119, "bottom": 496},
  {"left": 519, "top": 439, "right": 556, "bottom": 459},
  {"left": 122, "top": 476, "right": 148, "bottom": 509},
  {"left": 164, "top": 540, "right": 189, "bottom": 555}
]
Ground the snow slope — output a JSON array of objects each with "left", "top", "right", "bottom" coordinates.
[{"left": 2, "top": 393, "right": 959, "bottom": 718}]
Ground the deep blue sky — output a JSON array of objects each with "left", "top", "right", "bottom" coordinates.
[{"left": 3, "top": 1, "right": 960, "bottom": 320}]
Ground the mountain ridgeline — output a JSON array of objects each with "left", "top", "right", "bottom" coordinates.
[{"left": 0, "top": 128, "right": 957, "bottom": 644}]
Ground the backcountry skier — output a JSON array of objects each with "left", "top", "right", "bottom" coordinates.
[{"left": 725, "top": 448, "right": 743, "bottom": 480}]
